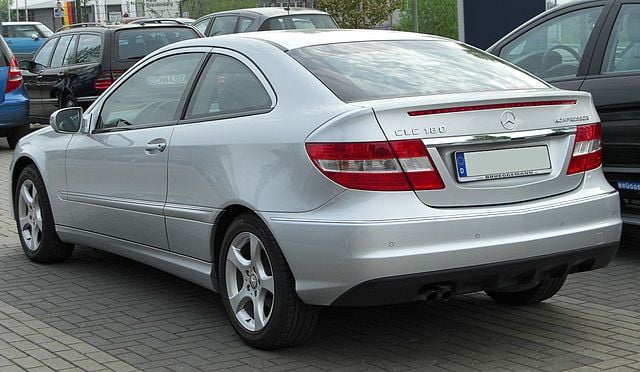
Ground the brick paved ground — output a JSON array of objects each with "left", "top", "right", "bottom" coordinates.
[{"left": 1, "top": 137, "right": 640, "bottom": 371}]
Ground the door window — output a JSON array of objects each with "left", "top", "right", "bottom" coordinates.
[
  {"left": 98, "top": 53, "right": 203, "bottom": 130},
  {"left": 76, "top": 34, "right": 101, "bottom": 64},
  {"left": 33, "top": 38, "right": 57, "bottom": 68},
  {"left": 5, "top": 25, "right": 38, "bottom": 38},
  {"left": 499, "top": 6, "right": 603, "bottom": 79},
  {"left": 210, "top": 16, "right": 238, "bottom": 36},
  {"left": 185, "top": 54, "right": 272, "bottom": 119},
  {"left": 193, "top": 18, "right": 210, "bottom": 34},
  {"left": 238, "top": 17, "right": 254, "bottom": 32},
  {"left": 602, "top": 5, "right": 640, "bottom": 73},
  {"left": 50, "top": 35, "right": 74, "bottom": 68}
]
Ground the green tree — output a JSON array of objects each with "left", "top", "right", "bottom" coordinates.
[
  {"left": 395, "top": 0, "right": 457, "bottom": 39},
  {"left": 0, "top": 0, "right": 13, "bottom": 23},
  {"left": 316, "top": 0, "right": 400, "bottom": 29},
  {"left": 181, "top": 0, "right": 259, "bottom": 19}
]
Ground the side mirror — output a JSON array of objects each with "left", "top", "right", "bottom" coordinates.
[
  {"left": 19, "top": 60, "right": 32, "bottom": 71},
  {"left": 50, "top": 107, "right": 83, "bottom": 133},
  {"left": 31, "top": 33, "right": 40, "bottom": 41}
]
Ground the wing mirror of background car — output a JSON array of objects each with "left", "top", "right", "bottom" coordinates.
[
  {"left": 18, "top": 60, "right": 32, "bottom": 71},
  {"left": 31, "top": 34, "right": 40, "bottom": 41},
  {"left": 50, "top": 107, "right": 83, "bottom": 133}
]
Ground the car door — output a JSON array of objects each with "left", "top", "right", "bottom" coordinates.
[
  {"left": 166, "top": 50, "right": 275, "bottom": 261},
  {"left": 65, "top": 50, "right": 206, "bottom": 249},
  {"left": 39, "top": 34, "right": 75, "bottom": 116},
  {"left": 579, "top": 1, "right": 640, "bottom": 221},
  {"left": 20, "top": 37, "right": 57, "bottom": 118},
  {"left": 4, "top": 24, "right": 42, "bottom": 59},
  {"left": 489, "top": 1, "right": 611, "bottom": 91},
  {"left": 208, "top": 16, "right": 239, "bottom": 36}
]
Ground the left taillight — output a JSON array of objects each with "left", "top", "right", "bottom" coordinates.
[
  {"left": 5, "top": 56, "right": 23, "bottom": 94},
  {"left": 305, "top": 139, "right": 444, "bottom": 191},
  {"left": 567, "top": 123, "right": 602, "bottom": 175}
]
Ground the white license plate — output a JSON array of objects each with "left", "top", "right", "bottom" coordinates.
[{"left": 455, "top": 146, "right": 551, "bottom": 182}]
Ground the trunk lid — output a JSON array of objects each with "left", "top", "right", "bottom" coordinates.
[{"left": 367, "top": 89, "right": 599, "bottom": 207}]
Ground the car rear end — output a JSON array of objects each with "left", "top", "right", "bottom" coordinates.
[
  {"left": 96, "top": 25, "right": 201, "bottom": 94},
  {"left": 0, "top": 35, "right": 29, "bottom": 139},
  {"left": 262, "top": 37, "right": 621, "bottom": 306}
]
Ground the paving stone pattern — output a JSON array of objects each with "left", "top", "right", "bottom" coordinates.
[{"left": 1, "top": 138, "right": 640, "bottom": 371}]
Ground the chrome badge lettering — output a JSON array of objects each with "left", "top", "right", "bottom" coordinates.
[
  {"left": 394, "top": 126, "right": 447, "bottom": 137},
  {"left": 555, "top": 115, "right": 589, "bottom": 124}
]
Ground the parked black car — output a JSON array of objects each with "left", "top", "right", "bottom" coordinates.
[
  {"left": 192, "top": 7, "right": 338, "bottom": 37},
  {"left": 19, "top": 23, "right": 201, "bottom": 123},
  {"left": 487, "top": 0, "right": 640, "bottom": 228}
]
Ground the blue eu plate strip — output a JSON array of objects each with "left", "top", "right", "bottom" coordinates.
[{"left": 456, "top": 153, "right": 467, "bottom": 178}]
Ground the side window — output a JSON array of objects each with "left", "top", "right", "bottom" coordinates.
[
  {"left": 238, "top": 17, "right": 254, "bottom": 32},
  {"left": 186, "top": 54, "right": 272, "bottom": 119},
  {"left": 33, "top": 38, "right": 57, "bottom": 67},
  {"left": 98, "top": 53, "right": 203, "bottom": 130},
  {"left": 193, "top": 18, "right": 210, "bottom": 34},
  {"left": 63, "top": 35, "right": 78, "bottom": 65},
  {"left": 602, "top": 5, "right": 640, "bottom": 74},
  {"left": 76, "top": 34, "right": 101, "bottom": 64},
  {"left": 499, "top": 6, "right": 603, "bottom": 80},
  {"left": 50, "top": 35, "right": 74, "bottom": 68},
  {"left": 210, "top": 16, "right": 238, "bottom": 36}
]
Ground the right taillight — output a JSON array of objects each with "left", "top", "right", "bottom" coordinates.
[
  {"left": 305, "top": 140, "right": 444, "bottom": 191},
  {"left": 94, "top": 70, "right": 125, "bottom": 90},
  {"left": 567, "top": 123, "right": 602, "bottom": 175}
]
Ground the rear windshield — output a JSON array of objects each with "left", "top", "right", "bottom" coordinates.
[
  {"left": 288, "top": 40, "right": 549, "bottom": 102},
  {"left": 0, "top": 38, "right": 10, "bottom": 66},
  {"left": 259, "top": 14, "right": 337, "bottom": 30},
  {"left": 116, "top": 28, "right": 199, "bottom": 60}
]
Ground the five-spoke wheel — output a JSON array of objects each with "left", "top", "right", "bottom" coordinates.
[
  {"left": 17, "top": 179, "right": 43, "bottom": 252},
  {"left": 220, "top": 214, "right": 318, "bottom": 349}
]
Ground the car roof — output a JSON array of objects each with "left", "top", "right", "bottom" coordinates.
[
  {"left": 202, "top": 7, "right": 329, "bottom": 18},
  {"left": 3, "top": 22, "right": 44, "bottom": 26},
  {"left": 54, "top": 23, "right": 196, "bottom": 35},
  {"left": 175, "top": 29, "right": 446, "bottom": 51}
]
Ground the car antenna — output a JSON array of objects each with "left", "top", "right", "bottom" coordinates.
[{"left": 285, "top": 2, "right": 291, "bottom": 13}]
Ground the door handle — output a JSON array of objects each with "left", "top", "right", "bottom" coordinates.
[
  {"left": 36, "top": 75, "right": 43, "bottom": 80},
  {"left": 57, "top": 71, "right": 65, "bottom": 79},
  {"left": 145, "top": 140, "right": 167, "bottom": 154}
]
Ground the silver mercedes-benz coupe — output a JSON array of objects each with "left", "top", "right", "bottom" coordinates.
[{"left": 10, "top": 30, "right": 622, "bottom": 349}]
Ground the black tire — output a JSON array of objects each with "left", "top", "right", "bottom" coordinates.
[
  {"left": 485, "top": 276, "right": 567, "bottom": 306},
  {"left": 219, "top": 213, "right": 318, "bottom": 349},
  {"left": 13, "top": 165, "right": 74, "bottom": 263},
  {"left": 6, "top": 124, "right": 30, "bottom": 149}
]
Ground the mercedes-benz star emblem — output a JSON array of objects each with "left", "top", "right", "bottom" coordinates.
[{"left": 500, "top": 111, "right": 517, "bottom": 130}]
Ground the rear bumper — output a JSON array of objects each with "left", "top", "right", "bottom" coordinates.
[
  {"left": 331, "top": 242, "right": 618, "bottom": 306},
  {"left": 0, "top": 90, "right": 29, "bottom": 130},
  {"left": 262, "top": 178, "right": 621, "bottom": 306}
]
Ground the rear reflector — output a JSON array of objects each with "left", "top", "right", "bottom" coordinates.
[
  {"left": 5, "top": 56, "right": 23, "bottom": 94},
  {"left": 306, "top": 140, "right": 444, "bottom": 191},
  {"left": 408, "top": 100, "right": 577, "bottom": 117},
  {"left": 567, "top": 123, "right": 602, "bottom": 175}
]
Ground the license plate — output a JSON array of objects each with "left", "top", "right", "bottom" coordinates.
[
  {"left": 455, "top": 146, "right": 551, "bottom": 182},
  {"left": 617, "top": 181, "right": 640, "bottom": 192}
]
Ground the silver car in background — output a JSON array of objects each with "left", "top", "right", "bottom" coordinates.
[{"left": 10, "top": 30, "right": 622, "bottom": 349}]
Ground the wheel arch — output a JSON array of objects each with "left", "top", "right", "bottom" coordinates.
[{"left": 11, "top": 155, "right": 39, "bottom": 207}]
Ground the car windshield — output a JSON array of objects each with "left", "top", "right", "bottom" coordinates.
[
  {"left": 116, "top": 27, "right": 199, "bottom": 60},
  {"left": 289, "top": 40, "right": 548, "bottom": 102},
  {"left": 35, "top": 24, "right": 54, "bottom": 37},
  {"left": 260, "top": 14, "right": 337, "bottom": 30}
]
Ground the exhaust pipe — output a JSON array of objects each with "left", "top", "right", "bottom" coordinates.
[{"left": 419, "top": 284, "right": 453, "bottom": 303}]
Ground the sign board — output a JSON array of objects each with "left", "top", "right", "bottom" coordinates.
[
  {"left": 54, "top": 1, "right": 64, "bottom": 17},
  {"left": 457, "top": 0, "right": 546, "bottom": 49}
]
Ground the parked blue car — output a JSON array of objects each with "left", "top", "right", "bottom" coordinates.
[
  {"left": 0, "top": 34, "right": 30, "bottom": 149},
  {"left": 2, "top": 22, "right": 53, "bottom": 60}
]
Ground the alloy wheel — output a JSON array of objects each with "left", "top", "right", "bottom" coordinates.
[
  {"left": 17, "top": 179, "right": 42, "bottom": 252},
  {"left": 225, "top": 232, "right": 275, "bottom": 332}
]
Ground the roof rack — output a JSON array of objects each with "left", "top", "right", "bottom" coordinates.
[{"left": 56, "top": 23, "right": 107, "bottom": 32}]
